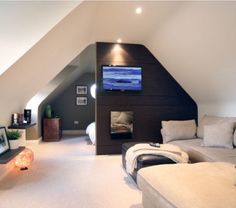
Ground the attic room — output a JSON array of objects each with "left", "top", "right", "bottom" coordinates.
[{"left": 0, "top": 1, "right": 236, "bottom": 208}]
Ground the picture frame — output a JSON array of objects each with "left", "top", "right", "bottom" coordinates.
[
  {"left": 76, "top": 85, "right": 87, "bottom": 95},
  {"left": 0, "top": 127, "right": 10, "bottom": 155},
  {"left": 76, "top": 97, "right": 87, "bottom": 106}
]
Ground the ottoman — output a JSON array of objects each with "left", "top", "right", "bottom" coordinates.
[{"left": 122, "top": 142, "right": 176, "bottom": 181}]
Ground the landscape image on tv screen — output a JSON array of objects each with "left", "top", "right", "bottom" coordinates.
[{"left": 102, "top": 66, "right": 142, "bottom": 91}]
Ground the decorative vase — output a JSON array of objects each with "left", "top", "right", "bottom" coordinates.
[
  {"left": 45, "top": 105, "right": 52, "bottom": 118},
  {"left": 9, "top": 140, "right": 19, "bottom": 150}
]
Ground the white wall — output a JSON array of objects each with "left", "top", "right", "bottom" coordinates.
[
  {"left": 145, "top": 2, "right": 236, "bottom": 119},
  {"left": 26, "top": 65, "right": 79, "bottom": 140},
  {"left": 198, "top": 103, "right": 236, "bottom": 119}
]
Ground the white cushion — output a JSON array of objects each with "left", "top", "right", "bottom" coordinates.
[
  {"left": 161, "top": 120, "right": 196, "bottom": 143},
  {"left": 197, "top": 115, "right": 236, "bottom": 139},
  {"left": 203, "top": 122, "right": 234, "bottom": 149}
]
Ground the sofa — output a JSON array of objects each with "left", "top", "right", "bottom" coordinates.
[{"left": 137, "top": 115, "right": 236, "bottom": 208}]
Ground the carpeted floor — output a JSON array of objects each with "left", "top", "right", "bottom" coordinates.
[{"left": 0, "top": 135, "right": 142, "bottom": 208}]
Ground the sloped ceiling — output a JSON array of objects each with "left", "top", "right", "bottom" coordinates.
[
  {"left": 0, "top": 1, "right": 236, "bottom": 126},
  {"left": 145, "top": 2, "right": 236, "bottom": 117},
  {"left": 91, "top": 1, "right": 183, "bottom": 43},
  {"left": 0, "top": 1, "right": 80, "bottom": 75}
]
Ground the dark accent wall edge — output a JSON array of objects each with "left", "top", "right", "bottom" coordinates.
[{"left": 96, "top": 42, "right": 197, "bottom": 155}]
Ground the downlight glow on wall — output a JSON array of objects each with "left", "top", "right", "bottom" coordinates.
[
  {"left": 135, "top": 7, "right": 142, "bottom": 14},
  {"left": 117, "top": 38, "right": 122, "bottom": 43}
]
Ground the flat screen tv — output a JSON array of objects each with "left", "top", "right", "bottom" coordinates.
[{"left": 102, "top": 65, "right": 142, "bottom": 91}]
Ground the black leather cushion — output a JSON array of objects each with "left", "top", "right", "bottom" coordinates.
[
  {"left": 122, "top": 142, "right": 176, "bottom": 182},
  {"left": 122, "top": 142, "right": 139, "bottom": 152},
  {"left": 137, "top": 154, "right": 176, "bottom": 170}
]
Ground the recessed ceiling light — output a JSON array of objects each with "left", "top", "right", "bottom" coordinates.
[
  {"left": 117, "top": 38, "right": 122, "bottom": 43},
  {"left": 135, "top": 7, "right": 142, "bottom": 14}
]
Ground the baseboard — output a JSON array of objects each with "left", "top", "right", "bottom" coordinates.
[
  {"left": 62, "top": 130, "right": 86, "bottom": 135},
  {"left": 26, "top": 137, "right": 42, "bottom": 145}
]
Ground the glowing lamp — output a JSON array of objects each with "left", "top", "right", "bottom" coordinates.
[{"left": 14, "top": 148, "right": 34, "bottom": 170}]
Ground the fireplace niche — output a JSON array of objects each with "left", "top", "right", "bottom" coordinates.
[{"left": 110, "top": 111, "right": 133, "bottom": 139}]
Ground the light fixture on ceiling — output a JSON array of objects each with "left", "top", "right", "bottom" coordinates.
[
  {"left": 135, "top": 7, "right": 142, "bottom": 14},
  {"left": 117, "top": 38, "right": 122, "bottom": 43}
]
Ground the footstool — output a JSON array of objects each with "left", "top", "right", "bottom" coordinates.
[{"left": 122, "top": 142, "right": 176, "bottom": 181}]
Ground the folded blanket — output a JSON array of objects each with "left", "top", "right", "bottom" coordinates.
[{"left": 125, "top": 143, "right": 189, "bottom": 174}]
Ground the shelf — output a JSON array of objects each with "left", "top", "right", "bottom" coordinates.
[
  {"left": 8, "top": 123, "right": 36, "bottom": 129},
  {"left": 0, "top": 147, "right": 25, "bottom": 164}
]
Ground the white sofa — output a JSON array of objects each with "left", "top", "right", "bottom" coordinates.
[
  {"left": 169, "top": 115, "right": 236, "bottom": 163},
  {"left": 137, "top": 115, "right": 236, "bottom": 208},
  {"left": 170, "top": 138, "right": 236, "bottom": 163},
  {"left": 138, "top": 162, "right": 236, "bottom": 208}
]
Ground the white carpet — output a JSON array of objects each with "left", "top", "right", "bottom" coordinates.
[{"left": 0, "top": 135, "right": 142, "bottom": 208}]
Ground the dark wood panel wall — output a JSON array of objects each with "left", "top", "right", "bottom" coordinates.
[{"left": 96, "top": 42, "right": 197, "bottom": 154}]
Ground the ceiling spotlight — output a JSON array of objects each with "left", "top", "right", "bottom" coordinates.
[
  {"left": 136, "top": 7, "right": 142, "bottom": 14},
  {"left": 117, "top": 38, "right": 122, "bottom": 43}
]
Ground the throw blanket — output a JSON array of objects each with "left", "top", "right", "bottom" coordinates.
[{"left": 125, "top": 143, "right": 189, "bottom": 174}]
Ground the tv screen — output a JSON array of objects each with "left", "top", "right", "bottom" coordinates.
[{"left": 102, "top": 66, "right": 142, "bottom": 91}]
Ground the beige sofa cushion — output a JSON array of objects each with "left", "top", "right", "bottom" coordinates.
[
  {"left": 161, "top": 120, "right": 196, "bottom": 143},
  {"left": 138, "top": 162, "right": 236, "bottom": 208},
  {"left": 197, "top": 115, "right": 236, "bottom": 139},
  {"left": 203, "top": 122, "right": 234, "bottom": 149},
  {"left": 170, "top": 138, "right": 236, "bottom": 163}
]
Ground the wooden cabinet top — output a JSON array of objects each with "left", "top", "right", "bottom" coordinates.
[
  {"left": 8, "top": 123, "right": 36, "bottom": 129},
  {"left": 44, "top": 118, "right": 60, "bottom": 120}
]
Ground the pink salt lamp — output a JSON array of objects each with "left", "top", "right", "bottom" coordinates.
[{"left": 14, "top": 148, "right": 34, "bottom": 170}]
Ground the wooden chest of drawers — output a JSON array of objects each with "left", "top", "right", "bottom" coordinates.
[{"left": 43, "top": 118, "right": 62, "bottom": 141}]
